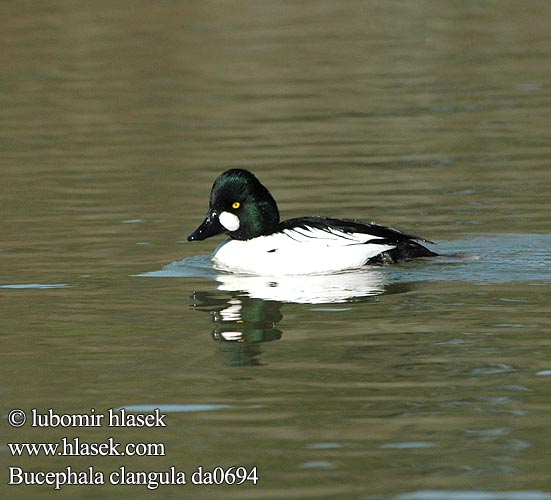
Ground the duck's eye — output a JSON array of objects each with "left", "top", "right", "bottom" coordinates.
[{"left": 232, "top": 201, "right": 240, "bottom": 209}]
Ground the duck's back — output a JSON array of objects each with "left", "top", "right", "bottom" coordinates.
[{"left": 212, "top": 216, "right": 436, "bottom": 275}]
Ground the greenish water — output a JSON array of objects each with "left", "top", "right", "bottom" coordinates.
[{"left": 1, "top": 1, "right": 551, "bottom": 499}]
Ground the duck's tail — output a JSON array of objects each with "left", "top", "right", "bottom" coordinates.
[{"left": 367, "top": 240, "right": 438, "bottom": 265}]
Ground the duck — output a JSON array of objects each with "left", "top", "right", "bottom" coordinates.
[{"left": 187, "top": 169, "right": 437, "bottom": 275}]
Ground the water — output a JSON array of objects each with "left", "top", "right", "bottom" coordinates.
[{"left": 1, "top": 1, "right": 551, "bottom": 499}]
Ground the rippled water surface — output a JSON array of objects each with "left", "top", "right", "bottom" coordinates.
[{"left": 1, "top": 1, "right": 551, "bottom": 499}]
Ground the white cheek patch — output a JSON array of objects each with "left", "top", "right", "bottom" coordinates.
[{"left": 219, "top": 211, "right": 240, "bottom": 232}]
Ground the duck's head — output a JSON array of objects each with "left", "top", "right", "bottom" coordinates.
[{"left": 187, "top": 169, "right": 280, "bottom": 242}]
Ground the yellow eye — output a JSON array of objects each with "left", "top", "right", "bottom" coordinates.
[{"left": 232, "top": 201, "right": 240, "bottom": 209}]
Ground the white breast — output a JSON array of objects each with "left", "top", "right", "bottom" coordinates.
[{"left": 211, "top": 226, "right": 395, "bottom": 275}]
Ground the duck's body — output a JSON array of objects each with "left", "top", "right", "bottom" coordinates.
[{"left": 188, "top": 169, "right": 437, "bottom": 275}]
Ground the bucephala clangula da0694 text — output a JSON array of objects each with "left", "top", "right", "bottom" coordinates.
[{"left": 187, "top": 169, "right": 437, "bottom": 275}]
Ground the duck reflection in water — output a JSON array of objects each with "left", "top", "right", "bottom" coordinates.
[
  {"left": 190, "top": 270, "right": 418, "bottom": 366},
  {"left": 191, "top": 291, "right": 283, "bottom": 366},
  {"left": 141, "top": 259, "right": 417, "bottom": 366},
  {"left": 214, "top": 269, "right": 386, "bottom": 304}
]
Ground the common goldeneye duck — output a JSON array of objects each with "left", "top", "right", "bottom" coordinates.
[{"left": 187, "top": 169, "right": 437, "bottom": 275}]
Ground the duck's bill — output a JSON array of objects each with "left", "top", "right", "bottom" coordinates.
[{"left": 187, "top": 210, "right": 225, "bottom": 241}]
